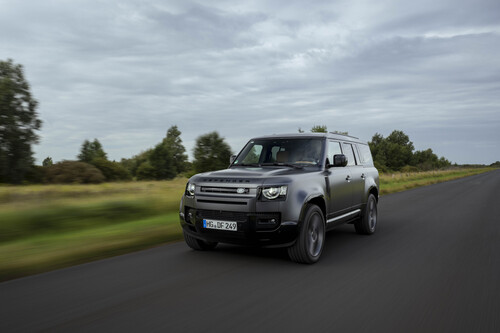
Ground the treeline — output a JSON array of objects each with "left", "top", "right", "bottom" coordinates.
[
  {"left": 26, "top": 127, "right": 232, "bottom": 184},
  {"left": 307, "top": 125, "right": 454, "bottom": 173},
  {"left": 369, "top": 130, "right": 452, "bottom": 173}
]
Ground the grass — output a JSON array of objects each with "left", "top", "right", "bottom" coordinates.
[
  {"left": 0, "top": 179, "right": 187, "bottom": 281},
  {"left": 0, "top": 213, "right": 182, "bottom": 281},
  {"left": 0, "top": 168, "right": 496, "bottom": 281},
  {"left": 379, "top": 167, "right": 495, "bottom": 195}
]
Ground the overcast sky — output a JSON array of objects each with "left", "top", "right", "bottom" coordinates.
[{"left": 1, "top": 0, "right": 499, "bottom": 164}]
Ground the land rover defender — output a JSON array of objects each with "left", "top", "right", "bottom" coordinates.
[{"left": 179, "top": 132, "right": 379, "bottom": 263}]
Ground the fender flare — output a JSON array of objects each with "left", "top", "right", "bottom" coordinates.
[{"left": 298, "top": 194, "right": 326, "bottom": 225}]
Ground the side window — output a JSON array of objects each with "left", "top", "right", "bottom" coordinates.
[
  {"left": 328, "top": 141, "right": 342, "bottom": 164},
  {"left": 357, "top": 144, "right": 373, "bottom": 165},
  {"left": 271, "top": 146, "right": 284, "bottom": 162},
  {"left": 342, "top": 143, "right": 356, "bottom": 166},
  {"left": 352, "top": 145, "right": 361, "bottom": 166},
  {"left": 242, "top": 145, "right": 263, "bottom": 164}
]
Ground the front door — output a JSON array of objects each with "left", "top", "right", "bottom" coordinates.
[{"left": 326, "top": 140, "right": 352, "bottom": 218}]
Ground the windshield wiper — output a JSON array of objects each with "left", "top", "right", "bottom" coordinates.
[
  {"left": 261, "top": 162, "right": 304, "bottom": 169},
  {"left": 233, "top": 163, "right": 262, "bottom": 167}
]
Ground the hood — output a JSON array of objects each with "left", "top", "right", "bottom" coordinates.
[{"left": 190, "top": 166, "right": 317, "bottom": 186}]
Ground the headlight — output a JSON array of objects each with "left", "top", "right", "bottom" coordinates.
[
  {"left": 262, "top": 186, "right": 287, "bottom": 200},
  {"left": 186, "top": 183, "right": 196, "bottom": 196}
]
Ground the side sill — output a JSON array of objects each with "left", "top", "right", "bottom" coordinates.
[{"left": 327, "top": 209, "right": 361, "bottom": 224}]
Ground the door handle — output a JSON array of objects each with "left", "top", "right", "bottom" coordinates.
[
  {"left": 346, "top": 175, "right": 351, "bottom": 182},
  {"left": 361, "top": 173, "right": 366, "bottom": 180}
]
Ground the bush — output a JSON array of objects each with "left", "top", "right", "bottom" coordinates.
[
  {"left": 91, "top": 158, "right": 132, "bottom": 181},
  {"left": 400, "top": 165, "right": 419, "bottom": 173},
  {"left": 136, "top": 161, "right": 157, "bottom": 180},
  {"left": 374, "top": 161, "right": 392, "bottom": 174},
  {"left": 23, "top": 166, "right": 47, "bottom": 184},
  {"left": 45, "top": 161, "right": 105, "bottom": 184}
]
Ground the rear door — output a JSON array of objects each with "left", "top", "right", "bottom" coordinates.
[{"left": 343, "top": 142, "right": 365, "bottom": 209}]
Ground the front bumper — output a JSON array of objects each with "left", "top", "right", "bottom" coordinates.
[{"left": 180, "top": 207, "right": 298, "bottom": 247}]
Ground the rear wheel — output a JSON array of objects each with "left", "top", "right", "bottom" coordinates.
[
  {"left": 183, "top": 231, "right": 218, "bottom": 250},
  {"left": 354, "top": 194, "right": 378, "bottom": 235},
  {"left": 288, "top": 204, "right": 325, "bottom": 264}
]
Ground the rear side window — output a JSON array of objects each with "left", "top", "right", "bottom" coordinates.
[
  {"left": 357, "top": 144, "right": 374, "bottom": 165},
  {"left": 342, "top": 143, "right": 356, "bottom": 166}
]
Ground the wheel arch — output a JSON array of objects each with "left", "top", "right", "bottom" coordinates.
[
  {"left": 368, "top": 186, "right": 379, "bottom": 202},
  {"left": 299, "top": 194, "right": 326, "bottom": 224}
]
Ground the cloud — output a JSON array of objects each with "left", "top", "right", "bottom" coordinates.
[{"left": 1, "top": 0, "right": 499, "bottom": 165}]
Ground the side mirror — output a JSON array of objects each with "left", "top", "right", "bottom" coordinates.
[
  {"left": 332, "top": 154, "right": 348, "bottom": 167},
  {"left": 229, "top": 155, "right": 237, "bottom": 164}
]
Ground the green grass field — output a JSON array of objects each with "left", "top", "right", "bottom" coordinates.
[{"left": 0, "top": 168, "right": 495, "bottom": 281}]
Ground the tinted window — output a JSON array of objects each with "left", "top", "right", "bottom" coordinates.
[
  {"left": 327, "top": 141, "right": 342, "bottom": 164},
  {"left": 234, "top": 138, "right": 324, "bottom": 166},
  {"left": 242, "top": 145, "right": 262, "bottom": 164},
  {"left": 357, "top": 144, "right": 373, "bottom": 165},
  {"left": 342, "top": 143, "right": 356, "bottom": 166}
]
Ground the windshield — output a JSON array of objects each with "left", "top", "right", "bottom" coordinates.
[{"left": 232, "top": 138, "right": 324, "bottom": 167}]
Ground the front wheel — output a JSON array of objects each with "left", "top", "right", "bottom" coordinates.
[
  {"left": 288, "top": 204, "right": 325, "bottom": 264},
  {"left": 354, "top": 194, "right": 378, "bottom": 235},
  {"left": 183, "top": 231, "right": 218, "bottom": 250}
]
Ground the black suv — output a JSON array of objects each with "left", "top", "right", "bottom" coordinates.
[{"left": 179, "top": 132, "right": 379, "bottom": 263}]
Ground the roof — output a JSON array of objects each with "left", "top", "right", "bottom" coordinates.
[{"left": 249, "top": 132, "right": 366, "bottom": 144}]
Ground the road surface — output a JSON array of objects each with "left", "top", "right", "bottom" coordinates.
[{"left": 1, "top": 170, "right": 499, "bottom": 332}]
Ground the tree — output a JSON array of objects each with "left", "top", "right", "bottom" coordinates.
[
  {"left": 120, "top": 126, "right": 188, "bottom": 180},
  {"left": 193, "top": 131, "right": 232, "bottom": 173},
  {"left": 311, "top": 125, "right": 328, "bottom": 133},
  {"left": 331, "top": 130, "right": 349, "bottom": 135},
  {"left": 136, "top": 161, "right": 156, "bottom": 180},
  {"left": 385, "top": 130, "right": 414, "bottom": 170},
  {"left": 0, "top": 59, "right": 42, "bottom": 183},
  {"left": 91, "top": 157, "right": 132, "bottom": 181},
  {"left": 370, "top": 130, "right": 414, "bottom": 171},
  {"left": 120, "top": 150, "right": 152, "bottom": 177},
  {"left": 368, "top": 133, "right": 388, "bottom": 168},
  {"left": 300, "top": 126, "right": 347, "bottom": 135},
  {"left": 145, "top": 126, "right": 188, "bottom": 180},
  {"left": 42, "top": 157, "right": 53, "bottom": 167},
  {"left": 78, "top": 139, "right": 107, "bottom": 163},
  {"left": 163, "top": 125, "right": 188, "bottom": 174},
  {"left": 149, "top": 141, "right": 177, "bottom": 180},
  {"left": 412, "top": 149, "right": 439, "bottom": 170}
]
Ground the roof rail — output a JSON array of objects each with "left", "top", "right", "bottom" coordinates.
[{"left": 329, "top": 132, "right": 359, "bottom": 139}]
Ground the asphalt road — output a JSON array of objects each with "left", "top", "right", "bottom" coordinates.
[{"left": 1, "top": 170, "right": 499, "bottom": 332}]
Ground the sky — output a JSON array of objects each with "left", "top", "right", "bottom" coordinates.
[{"left": 1, "top": 0, "right": 499, "bottom": 165}]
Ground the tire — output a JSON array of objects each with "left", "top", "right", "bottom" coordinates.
[
  {"left": 183, "top": 231, "right": 218, "bottom": 250},
  {"left": 354, "top": 193, "right": 378, "bottom": 235},
  {"left": 288, "top": 204, "right": 325, "bottom": 264}
]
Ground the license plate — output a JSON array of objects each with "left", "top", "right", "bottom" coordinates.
[{"left": 203, "top": 219, "right": 237, "bottom": 231}]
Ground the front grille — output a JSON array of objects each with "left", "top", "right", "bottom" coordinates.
[
  {"left": 197, "top": 210, "right": 248, "bottom": 222},
  {"left": 200, "top": 178, "right": 251, "bottom": 183},
  {"left": 200, "top": 186, "right": 249, "bottom": 194},
  {"left": 197, "top": 199, "right": 247, "bottom": 205}
]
